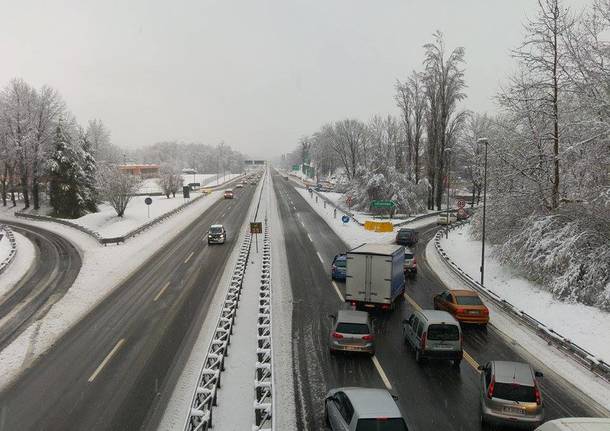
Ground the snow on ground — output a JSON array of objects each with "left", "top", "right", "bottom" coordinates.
[
  {"left": 440, "top": 224, "right": 610, "bottom": 365},
  {"left": 426, "top": 238, "right": 610, "bottom": 413},
  {"left": 138, "top": 178, "right": 163, "bottom": 194},
  {"left": 68, "top": 193, "right": 204, "bottom": 238},
  {"left": 0, "top": 231, "right": 36, "bottom": 299},
  {"left": 158, "top": 173, "right": 264, "bottom": 430},
  {"left": 0, "top": 227, "right": 12, "bottom": 263},
  {"left": 0, "top": 189, "right": 227, "bottom": 390},
  {"left": 202, "top": 173, "right": 243, "bottom": 188},
  {"left": 296, "top": 188, "right": 437, "bottom": 248},
  {"left": 180, "top": 173, "right": 216, "bottom": 186}
]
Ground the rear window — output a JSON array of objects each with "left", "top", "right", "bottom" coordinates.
[
  {"left": 404, "top": 253, "right": 414, "bottom": 260},
  {"left": 356, "top": 418, "right": 408, "bottom": 431},
  {"left": 398, "top": 230, "right": 414, "bottom": 237},
  {"left": 427, "top": 324, "right": 459, "bottom": 341},
  {"left": 336, "top": 323, "right": 370, "bottom": 334},
  {"left": 335, "top": 259, "right": 346, "bottom": 268},
  {"left": 493, "top": 383, "right": 537, "bottom": 403},
  {"left": 455, "top": 296, "right": 483, "bottom": 306}
]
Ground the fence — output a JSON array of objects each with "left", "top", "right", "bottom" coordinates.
[{"left": 434, "top": 221, "right": 610, "bottom": 382}]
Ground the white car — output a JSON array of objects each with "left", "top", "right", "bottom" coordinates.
[{"left": 437, "top": 212, "right": 457, "bottom": 225}]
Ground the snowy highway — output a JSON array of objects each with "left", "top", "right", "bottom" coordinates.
[
  {"left": 272, "top": 171, "right": 604, "bottom": 430},
  {"left": 0, "top": 181, "right": 258, "bottom": 431}
]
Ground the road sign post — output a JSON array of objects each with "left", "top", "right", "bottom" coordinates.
[
  {"left": 250, "top": 222, "right": 263, "bottom": 253},
  {"left": 457, "top": 199, "right": 466, "bottom": 208},
  {"left": 145, "top": 197, "right": 152, "bottom": 218}
]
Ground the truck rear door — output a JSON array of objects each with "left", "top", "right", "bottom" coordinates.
[
  {"left": 370, "top": 254, "right": 391, "bottom": 304},
  {"left": 346, "top": 254, "right": 367, "bottom": 302}
]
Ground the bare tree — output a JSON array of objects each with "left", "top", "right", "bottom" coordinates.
[
  {"left": 157, "top": 163, "right": 182, "bottom": 198},
  {"left": 97, "top": 164, "right": 141, "bottom": 217},
  {"left": 325, "top": 119, "right": 367, "bottom": 180}
]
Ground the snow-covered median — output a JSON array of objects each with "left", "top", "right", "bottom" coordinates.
[
  {"left": 440, "top": 224, "right": 610, "bottom": 365},
  {"left": 0, "top": 231, "right": 35, "bottom": 298}
]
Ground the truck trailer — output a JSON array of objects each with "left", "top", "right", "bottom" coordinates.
[{"left": 345, "top": 244, "right": 405, "bottom": 310}]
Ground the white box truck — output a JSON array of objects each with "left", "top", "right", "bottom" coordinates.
[{"left": 345, "top": 244, "right": 405, "bottom": 310}]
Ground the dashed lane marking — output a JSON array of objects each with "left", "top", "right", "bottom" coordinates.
[
  {"left": 372, "top": 356, "right": 393, "bottom": 390},
  {"left": 153, "top": 281, "right": 171, "bottom": 302},
  {"left": 403, "top": 293, "right": 422, "bottom": 311},
  {"left": 88, "top": 338, "right": 126, "bottom": 383},
  {"left": 331, "top": 281, "right": 345, "bottom": 302},
  {"left": 307, "top": 233, "right": 313, "bottom": 242},
  {"left": 184, "top": 251, "right": 194, "bottom": 264},
  {"left": 316, "top": 251, "right": 324, "bottom": 264}
]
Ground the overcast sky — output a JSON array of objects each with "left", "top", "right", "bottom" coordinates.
[{"left": 1, "top": 0, "right": 591, "bottom": 158}]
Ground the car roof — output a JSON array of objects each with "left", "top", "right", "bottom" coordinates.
[
  {"left": 341, "top": 388, "right": 402, "bottom": 419},
  {"left": 418, "top": 309, "right": 459, "bottom": 325},
  {"left": 210, "top": 224, "right": 224, "bottom": 228},
  {"left": 337, "top": 310, "right": 369, "bottom": 325},
  {"left": 536, "top": 418, "right": 610, "bottom": 431},
  {"left": 398, "top": 228, "right": 416, "bottom": 233},
  {"left": 492, "top": 361, "right": 535, "bottom": 386},
  {"left": 449, "top": 289, "right": 479, "bottom": 296}
]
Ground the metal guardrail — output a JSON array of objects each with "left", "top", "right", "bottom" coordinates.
[
  {"left": 253, "top": 222, "right": 273, "bottom": 430},
  {"left": 13, "top": 174, "right": 246, "bottom": 246},
  {"left": 434, "top": 222, "right": 610, "bottom": 382},
  {"left": 0, "top": 224, "right": 17, "bottom": 275},
  {"left": 185, "top": 232, "right": 253, "bottom": 431}
]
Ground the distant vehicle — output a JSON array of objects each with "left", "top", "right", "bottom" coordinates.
[
  {"left": 207, "top": 224, "right": 226, "bottom": 244},
  {"left": 331, "top": 254, "right": 347, "bottom": 281},
  {"left": 403, "top": 249, "right": 417, "bottom": 274},
  {"left": 325, "top": 387, "right": 409, "bottom": 431},
  {"left": 479, "top": 361, "right": 545, "bottom": 429},
  {"left": 328, "top": 309, "right": 375, "bottom": 356},
  {"left": 396, "top": 228, "right": 418, "bottom": 247},
  {"left": 235, "top": 183, "right": 244, "bottom": 189},
  {"left": 224, "top": 189, "right": 234, "bottom": 199},
  {"left": 437, "top": 212, "right": 457, "bottom": 225},
  {"left": 402, "top": 309, "right": 462, "bottom": 367},
  {"left": 535, "top": 418, "right": 610, "bottom": 431},
  {"left": 433, "top": 290, "right": 489, "bottom": 326},
  {"left": 345, "top": 244, "right": 405, "bottom": 310}
]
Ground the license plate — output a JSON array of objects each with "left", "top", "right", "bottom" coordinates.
[
  {"left": 503, "top": 407, "right": 525, "bottom": 415},
  {"left": 364, "top": 304, "right": 375, "bottom": 308},
  {"left": 468, "top": 310, "right": 479, "bottom": 315}
]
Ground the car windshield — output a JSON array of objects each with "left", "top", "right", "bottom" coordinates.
[
  {"left": 210, "top": 227, "right": 223, "bottom": 234},
  {"left": 493, "top": 383, "right": 537, "bottom": 403},
  {"left": 455, "top": 296, "right": 483, "bottom": 306},
  {"left": 334, "top": 259, "right": 346, "bottom": 268},
  {"left": 336, "top": 323, "right": 369, "bottom": 334},
  {"left": 427, "top": 324, "right": 459, "bottom": 341},
  {"left": 356, "top": 418, "right": 408, "bottom": 431},
  {"left": 405, "top": 253, "right": 414, "bottom": 260},
  {"left": 398, "top": 230, "right": 413, "bottom": 237}
]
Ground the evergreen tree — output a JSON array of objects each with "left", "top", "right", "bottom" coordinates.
[
  {"left": 47, "top": 122, "right": 87, "bottom": 218},
  {"left": 80, "top": 132, "right": 98, "bottom": 212}
]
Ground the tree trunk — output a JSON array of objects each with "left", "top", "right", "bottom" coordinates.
[
  {"left": 551, "top": 12, "right": 560, "bottom": 209},
  {"left": 32, "top": 178, "right": 40, "bottom": 210},
  {"left": 21, "top": 176, "right": 30, "bottom": 209}
]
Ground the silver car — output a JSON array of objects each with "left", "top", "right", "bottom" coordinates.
[
  {"left": 479, "top": 361, "right": 545, "bottom": 429},
  {"left": 325, "top": 387, "right": 409, "bottom": 431},
  {"left": 207, "top": 224, "right": 226, "bottom": 244},
  {"left": 402, "top": 310, "right": 462, "bottom": 367},
  {"left": 329, "top": 310, "right": 375, "bottom": 356}
]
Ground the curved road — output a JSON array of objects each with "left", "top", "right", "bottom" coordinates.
[
  {"left": 273, "top": 171, "right": 607, "bottom": 431},
  {"left": 0, "top": 221, "right": 82, "bottom": 350}
]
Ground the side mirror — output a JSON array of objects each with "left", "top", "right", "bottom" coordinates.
[
  {"left": 534, "top": 371, "right": 544, "bottom": 378},
  {"left": 477, "top": 365, "right": 486, "bottom": 371}
]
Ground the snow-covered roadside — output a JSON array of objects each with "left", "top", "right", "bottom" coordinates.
[
  {"left": 426, "top": 238, "right": 610, "bottom": 414},
  {"left": 0, "top": 231, "right": 36, "bottom": 299},
  {"left": 0, "top": 227, "right": 12, "bottom": 263},
  {"left": 295, "top": 187, "right": 435, "bottom": 248},
  {"left": 158, "top": 173, "right": 264, "bottom": 430},
  {"left": 440, "top": 224, "right": 610, "bottom": 365},
  {"left": 0, "top": 190, "right": 225, "bottom": 390}
]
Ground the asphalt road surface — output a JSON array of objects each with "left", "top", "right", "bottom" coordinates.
[
  {"left": 0, "top": 221, "right": 82, "bottom": 350},
  {"left": 272, "top": 171, "right": 605, "bottom": 431},
  {"left": 0, "top": 180, "right": 258, "bottom": 431}
]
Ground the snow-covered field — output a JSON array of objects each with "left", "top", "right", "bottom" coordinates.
[
  {"left": 440, "top": 224, "right": 610, "bottom": 365},
  {"left": 296, "top": 188, "right": 437, "bottom": 247},
  {"left": 0, "top": 231, "right": 35, "bottom": 299},
  {"left": 0, "top": 190, "right": 226, "bottom": 390}
]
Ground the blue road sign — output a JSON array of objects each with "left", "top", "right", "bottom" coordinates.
[{"left": 341, "top": 215, "right": 350, "bottom": 224}]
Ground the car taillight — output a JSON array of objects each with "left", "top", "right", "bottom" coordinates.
[
  {"left": 413, "top": 257, "right": 417, "bottom": 264},
  {"left": 420, "top": 331, "right": 427, "bottom": 349},
  {"left": 488, "top": 377, "right": 495, "bottom": 399},
  {"left": 455, "top": 308, "right": 465, "bottom": 315},
  {"left": 482, "top": 308, "right": 489, "bottom": 315},
  {"left": 381, "top": 304, "right": 390, "bottom": 310},
  {"left": 362, "top": 335, "right": 374, "bottom": 341},
  {"left": 534, "top": 384, "right": 541, "bottom": 405},
  {"left": 331, "top": 331, "right": 343, "bottom": 339}
]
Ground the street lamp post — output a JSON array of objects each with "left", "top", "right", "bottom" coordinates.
[{"left": 477, "top": 138, "right": 489, "bottom": 286}]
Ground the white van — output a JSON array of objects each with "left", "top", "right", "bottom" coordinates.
[{"left": 535, "top": 418, "right": 610, "bottom": 430}]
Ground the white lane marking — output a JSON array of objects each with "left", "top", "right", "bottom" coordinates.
[
  {"left": 88, "top": 338, "right": 126, "bottom": 383},
  {"left": 153, "top": 281, "right": 171, "bottom": 302},
  {"left": 316, "top": 251, "right": 324, "bottom": 264},
  {"left": 331, "top": 281, "right": 345, "bottom": 302},
  {"left": 184, "top": 251, "right": 194, "bottom": 264},
  {"left": 372, "top": 355, "right": 393, "bottom": 390},
  {"left": 220, "top": 212, "right": 226, "bottom": 218},
  {"left": 307, "top": 233, "right": 313, "bottom": 242}
]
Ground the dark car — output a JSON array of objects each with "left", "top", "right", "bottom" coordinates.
[
  {"left": 396, "top": 228, "right": 418, "bottom": 247},
  {"left": 331, "top": 254, "right": 347, "bottom": 281}
]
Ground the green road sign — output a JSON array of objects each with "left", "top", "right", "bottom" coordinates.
[
  {"left": 370, "top": 200, "right": 396, "bottom": 209},
  {"left": 292, "top": 164, "right": 300, "bottom": 171}
]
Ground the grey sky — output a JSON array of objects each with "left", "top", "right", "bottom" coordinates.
[{"left": 1, "top": 0, "right": 591, "bottom": 158}]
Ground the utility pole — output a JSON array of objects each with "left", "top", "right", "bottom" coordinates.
[{"left": 478, "top": 138, "right": 489, "bottom": 286}]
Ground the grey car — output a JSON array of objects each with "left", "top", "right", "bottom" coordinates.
[
  {"left": 479, "top": 361, "right": 545, "bottom": 429},
  {"left": 325, "top": 387, "right": 409, "bottom": 431},
  {"left": 402, "top": 309, "right": 462, "bottom": 367},
  {"left": 329, "top": 310, "right": 375, "bottom": 356},
  {"left": 207, "top": 224, "right": 226, "bottom": 244}
]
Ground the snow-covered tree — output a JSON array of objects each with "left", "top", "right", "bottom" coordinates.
[
  {"left": 157, "top": 163, "right": 182, "bottom": 198},
  {"left": 79, "top": 131, "right": 97, "bottom": 212},
  {"left": 97, "top": 164, "right": 141, "bottom": 217},
  {"left": 47, "top": 121, "right": 87, "bottom": 218}
]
